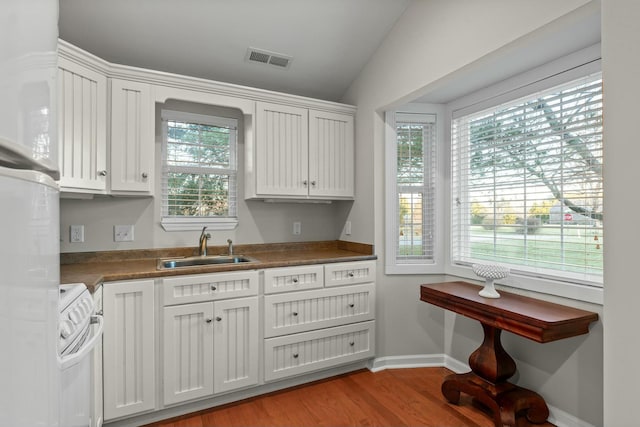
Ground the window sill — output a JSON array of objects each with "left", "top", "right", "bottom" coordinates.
[
  {"left": 446, "top": 263, "right": 603, "bottom": 306},
  {"left": 161, "top": 217, "right": 238, "bottom": 232}
]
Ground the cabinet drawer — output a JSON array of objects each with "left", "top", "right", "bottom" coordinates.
[
  {"left": 324, "top": 261, "right": 375, "bottom": 287},
  {"left": 264, "top": 284, "right": 375, "bottom": 338},
  {"left": 263, "top": 265, "right": 324, "bottom": 294},
  {"left": 163, "top": 271, "right": 258, "bottom": 306},
  {"left": 264, "top": 321, "right": 375, "bottom": 382}
]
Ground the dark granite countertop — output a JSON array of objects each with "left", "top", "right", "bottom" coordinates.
[{"left": 61, "top": 240, "right": 375, "bottom": 293}]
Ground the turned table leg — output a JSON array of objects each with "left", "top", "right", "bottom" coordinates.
[{"left": 441, "top": 323, "right": 549, "bottom": 427}]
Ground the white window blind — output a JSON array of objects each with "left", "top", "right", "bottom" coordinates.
[
  {"left": 387, "top": 112, "right": 437, "bottom": 270},
  {"left": 451, "top": 73, "right": 603, "bottom": 285},
  {"left": 161, "top": 110, "right": 238, "bottom": 231}
]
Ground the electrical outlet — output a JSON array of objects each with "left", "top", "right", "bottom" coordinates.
[
  {"left": 293, "top": 221, "right": 301, "bottom": 235},
  {"left": 344, "top": 221, "right": 352, "bottom": 235},
  {"left": 70, "top": 225, "right": 84, "bottom": 243},
  {"left": 114, "top": 225, "right": 134, "bottom": 242}
]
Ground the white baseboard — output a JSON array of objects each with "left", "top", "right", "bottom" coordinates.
[{"left": 368, "top": 354, "right": 596, "bottom": 427}]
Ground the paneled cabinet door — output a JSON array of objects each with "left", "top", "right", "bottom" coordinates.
[
  {"left": 213, "top": 296, "right": 259, "bottom": 393},
  {"left": 308, "top": 110, "right": 354, "bottom": 198},
  {"left": 255, "top": 102, "right": 309, "bottom": 197},
  {"left": 110, "top": 79, "right": 153, "bottom": 194},
  {"left": 57, "top": 56, "right": 107, "bottom": 193},
  {"left": 103, "top": 280, "right": 155, "bottom": 421},
  {"left": 163, "top": 302, "right": 215, "bottom": 405}
]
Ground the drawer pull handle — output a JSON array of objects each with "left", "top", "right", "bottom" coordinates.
[
  {"left": 349, "top": 341, "right": 355, "bottom": 346},
  {"left": 348, "top": 303, "right": 355, "bottom": 308},
  {"left": 216, "top": 316, "right": 222, "bottom": 322},
  {"left": 142, "top": 172, "right": 148, "bottom": 179},
  {"left": 292, "top": 312, "right": 298, "bottom": 316},
  {"left": 348, "top": 272, "right": 355, "bottom": 278},
  {"left": 292, "top": 278, "right": 299, "bottom": 284},
  {"left": 205, "top": 318, "right": 212, "bottom": 323},
  {"left": 211, "top": 285, "right": 217, "bottom": 291},
  {"left": 293, "top": 353, "right": 299, "bottom": 359}
]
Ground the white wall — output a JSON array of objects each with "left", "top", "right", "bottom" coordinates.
[
  {"left": 342, "top": 0, "right": 603, "bottom": 424},
  {"left": 60, "top": 100, "right": 352, "bottom": 253},
  {"left": 601, "top": 0, "right": 640, "bottom": 425}
]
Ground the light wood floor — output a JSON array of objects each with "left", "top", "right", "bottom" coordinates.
[{"left": 144, "top": 367, "right": 555, "bottom": 427}]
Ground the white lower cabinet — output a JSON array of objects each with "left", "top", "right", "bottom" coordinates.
[
  {"left": 101, "top": 261, "right": 375, "bottom": 423},
  {"left": 264, "top": 321, "right": 375, "bottom": 382},
  {"left": 103, "top": 279, "right": 155, "bottom": 421},
  {"left": 163, "top": 302, "right": 214, "bottom": 405},
  {"left": 162, "top": 272, "right": 259, "bottom": 406},
  {"left": 263, "top": 260, "right": 376, "bottom": 382},
  {"left": 263, "top": 283, "right": 375, "bottom": 338}
]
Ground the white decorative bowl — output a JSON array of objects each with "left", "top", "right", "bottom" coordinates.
[{"left": 472, "top": 264, "right": 510, "bottom": 299}]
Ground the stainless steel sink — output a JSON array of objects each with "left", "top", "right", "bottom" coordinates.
[{"left": 157, "top": 255, "right": 257, "bottom": 270}]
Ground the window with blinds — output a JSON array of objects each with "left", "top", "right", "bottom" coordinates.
[
  {"left": 388, "top": 112, "right": 437, "bottom": 270},
  {"left": 161, "top": 110, "right": 238, "bottom": 230},
  {"left": 451, "top": 73, "right": 603, "bottom": 285}
]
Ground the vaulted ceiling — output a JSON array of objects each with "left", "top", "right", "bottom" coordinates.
[{"left": 58, "top": 0, "right": 410, "bottom": 102}]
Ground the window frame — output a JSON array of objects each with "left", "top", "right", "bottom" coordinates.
[
  {"left": 445, "top": 47, "right": 603, "bottom": 305},
  {"left": 385, "top": 104, "right": 444, "bottom": 275},
  {"left": 160, "top": 109, "right": 239, "bottom": 232}
]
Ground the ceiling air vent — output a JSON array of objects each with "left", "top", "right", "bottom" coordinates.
[{"left": 245, "top": 47, "right": 292, "bottom": 69}]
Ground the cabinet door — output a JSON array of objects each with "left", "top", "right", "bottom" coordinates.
[
  {"left": 57, "top": 56, "right": 107, "bottom": 193},
  {"left": 103, "top": 280, "right": 155, "bottom": 421},
  {"left": 110, "top": 79, "right": 153, "bottom": 193},
  {"left": 308, "top": 110, "right": 354, "bottom": 199},
  {"left": 90, "top": 286, "right": 103, "bottom": 427},
  {"left": 163, "top": 302, "right": 214, "bottom": 405},
  {"left": 255, "top": 102, "right": 309, "bottom": 197},
  {"left": 213, "top": 297, "right": 259, "bottom": 393}
]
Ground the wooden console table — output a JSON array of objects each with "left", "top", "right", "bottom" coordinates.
[{"left": 420, "top": 281, "right": 598, "bottom": 427}]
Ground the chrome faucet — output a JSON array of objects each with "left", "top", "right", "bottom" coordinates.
[
  {"left": 199, "top": 227, "right": 211, "bottom": 256},
  {"left": 227, "top": 239, "right": 233, "bottom": 255}
]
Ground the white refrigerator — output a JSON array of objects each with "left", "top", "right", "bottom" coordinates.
[{"left": 0, "top": 1, "right": 61, "bottom": 426}]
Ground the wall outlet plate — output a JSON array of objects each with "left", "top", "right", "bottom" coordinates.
[
  {"left": 114, "top": 225, "right": 134, "bottom": 242},
  {"left": 70, "top": 225, "right": 84, "bottom": 243},
  {"left": 293, "top": 221, "right": 301, "bottom": 235}
]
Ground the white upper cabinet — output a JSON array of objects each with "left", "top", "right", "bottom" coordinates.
[
  {"left": 308, "top": 110, "right": 354, "bottom": 199},
  {"left": 57, "top": 41, "right": 155, "bottom": 196},
  {"left": 110, "top": 79, "right": 153, "bottom": 194},
  {"left": 250, "top": 102, "right": 355, "bottom": 200},
  {"left": 57, "top": 55, "right": 108, "bottom": 193},
  {"left": 57, "top": 40, "right": 357, "bottom": 200},
  {"left": 255, "top": 102, "right": 309, "bottom": 198}
]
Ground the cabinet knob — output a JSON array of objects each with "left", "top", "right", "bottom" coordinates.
[
  {"left": 205, "top": 318, "right": 212, "bottom": 323},
  {"left": 293, "top": 353, "right": 299, "bottom": 359},
  {"left": 216, "top": 316, "right": 222, "bottom": 322},
  {"left": 348, "top": 303, "right": 355, "bottom": 308},
  {"left": 292, "top": 312, "right": 298, "bottom": 316},
  {"left": 349, "top": 341, "right": 355, "bottom": 346},
  {"left": 142, "top": 172, "right": 148, "bottom": 179},
  {"left": 98, "top": 170, "right": 107, "bottom": 177},
  {"left": 303, "top": 180, "right": 308, "bottom": 187},
  {"left": 210, "top": 285, "right": 217, "bottom": 291},
  {"left": 311, "top": 180, "right": 316, "bottom": 187},
  {"left": 292, "top": 278, "right": 299, "bottom": 284},
  {"left": 348, "top": 272, "right": 355, "bottom": 278}
]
